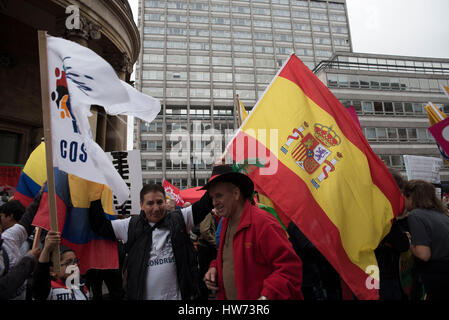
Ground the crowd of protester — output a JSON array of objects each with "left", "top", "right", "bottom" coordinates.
[{"left": 1, "top": 165, "right": 449, "bottom": 300}]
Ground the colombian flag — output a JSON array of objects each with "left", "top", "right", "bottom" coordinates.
[
  {"left": 32, "top": 170, "right": 119, "bottom": 274},
  {"left": 16, "top": 142, "right": 119, "bottom": 274},
  {"left": 15, "top": 142, "right": 47, "bottom": 208},
  {"left": 228, "top": 54, "right": 404, "bottom": 299}
]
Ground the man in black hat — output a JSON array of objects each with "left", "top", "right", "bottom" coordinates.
[{"left": 203, "top": 165, "right": 303, "bottom": 300}]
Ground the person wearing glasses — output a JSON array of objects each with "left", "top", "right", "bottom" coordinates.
[{"left": 32, "top": 230, "right": 89, "bottom": 300}]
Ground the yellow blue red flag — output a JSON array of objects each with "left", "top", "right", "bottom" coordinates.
[{"left": 15, "top": 142, "right": 118, "bottom": 273}]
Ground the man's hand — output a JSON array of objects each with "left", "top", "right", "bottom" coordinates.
[
  {"left": 39, "top": 230, "right": 61, "bottom": 263},
  {"left": 204, "top": 267, "right": 219, "bottom": 291},
  {"left": 26, "top": 247, "right": 41, "bottom": 261}
]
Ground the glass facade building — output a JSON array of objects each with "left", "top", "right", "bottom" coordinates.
[{"left": 135, "top": 0, "right": 351, "bottom": 188}]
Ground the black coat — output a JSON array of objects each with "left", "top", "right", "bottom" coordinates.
[
  {"left": 124, "top": 210, "right": 201, "bottom": 300},
  {"left": 88, "top": 192, "right": 213, "bottom": 300}
]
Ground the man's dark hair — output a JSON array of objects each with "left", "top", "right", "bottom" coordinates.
[
  {"left": 0, "top": 200, "right": 25, "bottom": 222},
  {"left": 140, "top": 184, "right": 166, "bottom": 202}
]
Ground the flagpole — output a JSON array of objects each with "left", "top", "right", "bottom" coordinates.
[
  {"left": 218, "top": 95, "right": 241, "bottom": 165},
  {"left": 236, "top": 94, "right": 242, "bottom": 127},
  {"left": 32, "top": 227, "right": 42, "bottom": 250},
  {"left": 38, "top": 30, "right": 60, "bottom": 272}
]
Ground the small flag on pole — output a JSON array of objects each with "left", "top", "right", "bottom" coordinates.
[
  {"left": 425, "top": 102, "right": 449, "bottom": 161},
  {"left": 442, "top": 85, "right": 449, "bottom": 100}
]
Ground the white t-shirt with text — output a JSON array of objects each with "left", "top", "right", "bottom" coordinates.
[{"left": 111, "top": 207, "right": 194, "bottom": 300}]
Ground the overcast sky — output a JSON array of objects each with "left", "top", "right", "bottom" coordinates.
[{"left": 346, "top": 0, "right": 449, "bottom": 59}]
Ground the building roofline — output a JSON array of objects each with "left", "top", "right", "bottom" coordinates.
[{"left": 332, "top": 51, "right": 449, "bottom": 63}]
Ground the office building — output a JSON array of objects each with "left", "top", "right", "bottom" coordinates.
[
  {"left": 135, "top": 0, "right": 352, "bottom": 188},
  {"left": 314, "top": 52, "right": 449, "bottom": 180}
]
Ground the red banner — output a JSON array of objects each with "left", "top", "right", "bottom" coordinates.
[
  {"left": 163, "top": 179, "right": 185, "bottom": 206},
  {"left": 0, "top": 165, "right": 22, "bottom": 191}
]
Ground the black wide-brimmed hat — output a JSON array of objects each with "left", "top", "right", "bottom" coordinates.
[{"left": 200, "top": 164, "right": 254, "bottom": 199}]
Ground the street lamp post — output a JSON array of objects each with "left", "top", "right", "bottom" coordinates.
[{"left": 191, "top": 155, "right": 196, "bottom": 187}]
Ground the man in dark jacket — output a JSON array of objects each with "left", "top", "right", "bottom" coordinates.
[
  {"left": 0, "top": 187, "right": 44, "bottom": 299},
  {"left": 89, "top": 183, "right": 213, "bottom": 300},
  {"left": 0, "top": 222, "right": 40, "bottom": 299}
]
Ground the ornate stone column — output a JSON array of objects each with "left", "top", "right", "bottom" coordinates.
[{"left": 103, "top": 52, "right": 134, "bottom": 152}]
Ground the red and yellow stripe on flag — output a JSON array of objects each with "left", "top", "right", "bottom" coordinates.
[{"left": 227, "top": 54, "right": 404, "bottom": 300}]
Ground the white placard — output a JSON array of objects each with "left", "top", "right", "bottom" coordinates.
[
  {"left": 107, "top": 150, "right": 143, "bottom": 215},
  {"left": 403, "top": 155, "right": 443, "bottom": 198}
]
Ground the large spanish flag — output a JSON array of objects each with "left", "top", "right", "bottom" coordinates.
[{"left": 228, "top": 54, "right": 404, "bottom": 300}]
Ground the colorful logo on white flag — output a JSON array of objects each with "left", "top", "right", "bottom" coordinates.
[{"left": 46, "top": 35, "right": 161, "bottom": 204}]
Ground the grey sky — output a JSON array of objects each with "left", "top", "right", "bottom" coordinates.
[{"left": 346, "top": 0, "right": 449, "bottom": 59}]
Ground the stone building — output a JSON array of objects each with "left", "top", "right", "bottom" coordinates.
[{"left": 0, "top": 0, "right": 139, "bottom": 165}]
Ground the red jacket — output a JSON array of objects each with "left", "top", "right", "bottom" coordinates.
[{"left": 210, "top": 200, "right": 303, "bottom": 300}]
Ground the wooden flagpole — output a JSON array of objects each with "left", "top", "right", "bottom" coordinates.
[
  {"left": 236, "top": 94, "right": 242, "bottom": 127},
  {"left": 37, "top": 30, "right": 60, "bottom": 272},
  {"left": 32, "top": 227, "right": 42, "bottom": 250},
  {"left": 217, "top": 94, "right": 242, "bottom": 165}
]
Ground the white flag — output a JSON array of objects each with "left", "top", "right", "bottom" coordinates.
[{"left": 46, "top": 34, "right": 160, "bottom": 204}]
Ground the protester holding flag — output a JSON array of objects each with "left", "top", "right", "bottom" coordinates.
[
  {"left": 0, "top": 184, "right": 45, "bottom": 299},
  {"left": 88, "top": 184, "right": 214, "bottom": 300},
  {"left": 287, "top": 221, "right": 341, "bottom": 300},
  {"left": 166, "top": 198, "right": 176, "bottom": 212},
  {"left": 203, "top": 165, "right": 303, "bottom": 300},
  {"left": 32, "top": 230, "right": 89, "bottom": 300},
  {"left": 196, "top": 209, "right": 219, "bottom": 298},
  {"left": 404, "top": 180, "right": 449, "bottom": 300},
  {"left": 374, "top": 168, "right": 410, "bottom": 300},
  {"left": 0, "top": 225, "right": 40, "bottom": 300}
]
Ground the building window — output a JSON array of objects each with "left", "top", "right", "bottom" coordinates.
[
  {"left": 145, "top": 0, "right": 164, "bottom": 8},
  {"left": 167, "top": 1, "right": 187, "bottom": 9},
  {"left": 190, "top": 42, "right": 210, "bottom": 50},
  {"left": 167, "top": 14, "right": 186, "bottom": 22},
  {"left": 362, "top": 101, "right": 374, "bottom": 114},
  {"left": 293, "top": 10, "right": 309, "bottom": 19},
  {"left": 235, "top": 57, "right": 254, "bottom": 67},
  {"left": 167, "top": 41, "right": 188, "bottom": 49},
  {"left": 144, "top": 41, "right": 164, "bottom": 48},
  {"left": 254, "top": 19, "right": 272, "bottom": 28},
  {"left": 296, "top": 23, "right": 312, "bottom": 31},
  {"left": 232, "top": 6, "right": 250, "bottom": 14},
  {"left": 255, "top": 46, "right": 274, "bottom": 54},
  {"left": 190, "top": 55, "right": 210, "bottom": 65},
  {"left": 254, "top": 32, "right": 272, "bottom": 41},
  {"left": 234, "top": 44, "right": 253, "bottom": 53},
  {"left": 233, "top": 18, "right": 251, "bottom": 27},
  {"left": 253, "top": 7, "right": 270, "bottom": 15},
  {"left": 211, "top": 4, "right": 229, "bottom": 12},
  {"left": 211, "top": 17, "right": 230, "bottom": 25}
]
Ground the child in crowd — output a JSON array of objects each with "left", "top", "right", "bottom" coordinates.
[{"left": 32, "top": 230, "right": 89, "bottom": 300}]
